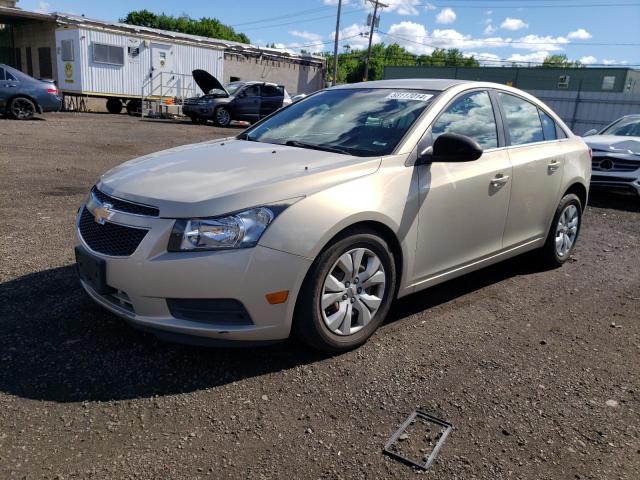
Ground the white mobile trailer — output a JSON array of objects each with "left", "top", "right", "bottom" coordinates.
[{"left": 54, "top": 18, "right": 224, "bottom": 114}]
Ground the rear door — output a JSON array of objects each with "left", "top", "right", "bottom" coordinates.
[
  {"left": 497, "top": 92, "right": 565, "bottom": 247},
  {"left": 233, "top": 84, "right": 261, "bottom": 121},
  {"left": 260, "top": 84, "right": 284, "bottom": 117},
  {"left": 413, "top": 89, "right": 513, "bottom": 282}
]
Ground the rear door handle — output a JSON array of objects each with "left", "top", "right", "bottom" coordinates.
[
  {"left": 548, "top": 160, "right": 561, "bottom": 172},
  {"left": 490, "top": 174, "right": 509, "bottom": 188}
]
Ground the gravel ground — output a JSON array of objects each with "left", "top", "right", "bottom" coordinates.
[{"left": 1, "top": 113, "right": 639, "bottom": 479}]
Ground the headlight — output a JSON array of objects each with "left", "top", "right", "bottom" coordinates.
[{"left": 168, "top": 206, "right": 287, "bottom": 252}]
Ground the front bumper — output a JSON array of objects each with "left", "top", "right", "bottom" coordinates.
[
  {"left": 182, "top": 104, "right": 212, "bottom": 117},
  {"left": 75, "top": 205, "right": 311, "bottom": 344},
  {"left": 590, "top": 171, "right": 640, "bottom": 195}
]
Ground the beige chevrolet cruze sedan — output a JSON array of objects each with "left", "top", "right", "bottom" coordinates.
[{"left": 75, "top": 79, "right": 591, "bottom": 352}]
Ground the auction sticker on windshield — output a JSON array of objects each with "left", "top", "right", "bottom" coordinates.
[{"left": 386, "top": 92, "right": 433, "bottom": 101}]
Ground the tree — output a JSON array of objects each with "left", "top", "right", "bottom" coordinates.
[
  {"left": 541, "top": 54, "right": 583, "bottom": 68},
  {"left": 121, "top": 10, "right": 250, "bottom": 44}
]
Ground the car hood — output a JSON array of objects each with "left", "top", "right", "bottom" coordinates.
[
  {"left": 584, "top": 135, "right": 640, "bottom": 156},
  {"left": 192, "top": 69, "right": 228, "bottom": 96},
  {"left": 97, "top": 139, "right": 381, "bottom": 218}
]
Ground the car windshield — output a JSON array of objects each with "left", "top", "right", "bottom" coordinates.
[
  {"left": 600, "top": 117, "right": 640, "bottom": 137},
  {"left": 240, "top": 88, "right": 438, "bottom": 157},
  {"left": 225, "top": 83, "right": 243, "bottom": 95}
]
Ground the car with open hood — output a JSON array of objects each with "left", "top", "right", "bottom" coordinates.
[
  {"left": 182, "top": 70, "right": 291, "bottom": 126},
  {"left": 75, "top": 79, "right": 590, "bottom": 352},
  {"left": 583, "top": 114, "right": 640, "bottom": 196}
]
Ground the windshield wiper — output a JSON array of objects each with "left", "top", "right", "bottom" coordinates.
[{"left": 284, "top": 140, "right": 350, "bottom": 155}]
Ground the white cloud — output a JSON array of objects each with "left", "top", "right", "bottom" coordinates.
[
  {"left": 35, "top": 1, "right": 51, "bottom": 13},
  {"left": 466, "top": 51, "right": 502, "bottom": 66},
  {"left": 387, "top": 21, "right": 433, "bottom": 54},
  {"left": 568, "top": 28, "right": 592, "bottom": 40},
  {"left": 289, "top": 30, "right": 324, "bottom": 45},
  {"left": 323, "top": 0, "right": 352, "bottom": 5},
  {"left": 506, "top": 51, "right": 549, "bottom": 65},
  {"left": 513, "top": 34, "right": 568, "bottom": 51},
  {"left": 436, "top": 7, "right": 457, "bottom": 24},
  {"left": 335, "top": 23, "right": 379, "bottom": 49},
  {"left": 484, "top": 24, "right": 497, "bottom": 35},
  {"left": 485, "top": 10, "right": 493, "bottom": 16},
  {"left": 385, "top": 0, "right": 421, "bottom": 16},
  {"left": 580, "top": 55, "right": 598, "bottom": 64},
  {"left": 424, "top": 3, "right": 437, "bottom": 11},
  {"left": 500, "top": 17, "right": 528, "bottom": 31}
]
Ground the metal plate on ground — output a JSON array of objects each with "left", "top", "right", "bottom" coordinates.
[{"left": 383, "top": 410, "right": 453, "bottom": 470}]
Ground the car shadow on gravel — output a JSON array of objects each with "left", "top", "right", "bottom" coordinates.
[
  {"left": 588, "top": 190, "right": 640, "bottom": 213},
  {"left": 0, "top": 253, "right": 551, "bottom": 404}
]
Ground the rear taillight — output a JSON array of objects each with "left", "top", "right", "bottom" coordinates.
[{"left": 47, "top": 87, "right": 58, "bottom": 94}]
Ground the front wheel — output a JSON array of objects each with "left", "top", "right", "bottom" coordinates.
[
  {"left": 539, "top": 193, "right": 583, "bottom": 267},
  {"left": 293, "top": 231, "right": 396, "bottom": 353},
  {"left": 214, "top": 106, "right": 231, "bottom": 127},
  {"left": 8, "top": 97, "right": 36, "bottom": 120}
]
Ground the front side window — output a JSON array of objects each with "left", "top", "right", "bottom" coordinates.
[
  {"left": 432, "top": 90, "right": 498, "bottom": 150},
  {"left": 93, "top": 43, "right": 124, "bottom": 66},
  {"left": 499, "top": 93, "right": 545, "bottom": 146},
  {"left": 243, "top": 85, "right": 260, "bottom": 97},
  {"left": 243, "top": 88, "right": 438, "bottom": 157}
]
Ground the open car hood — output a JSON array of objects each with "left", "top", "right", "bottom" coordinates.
[{"left": 192, "top": 69, "right": 228, "bottom": 96}]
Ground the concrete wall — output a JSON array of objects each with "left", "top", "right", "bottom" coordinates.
[
  {"left": 223, "top": 52, "right": 324, "bottom": 95},
  {"left": 13, "top": 21, "right": 57, "bottom": 81}
]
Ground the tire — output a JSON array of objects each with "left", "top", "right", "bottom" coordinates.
[
  {"left": 106, "top": 98, "right": 123, "bottom": 114},
  {"left": 539, "top": 193, "right": 583, "bottom": 268},
  {"left": 126, "top": 99, "right": 141, "bottom": 116},
  {"left": 293, "top": 230, "right": 397, "bottom": 353},
  {"left": 8, "top": 97, "right": 36, "bottom": 120},
  {"left": 214, "top": 106, "right": 231, "bottom": 127}
]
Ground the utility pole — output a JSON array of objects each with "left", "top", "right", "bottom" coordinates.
[
  {"left": 332, "top": 0, "right": 343, "bottom": 86},
  {"left": 363, "top": 0, "right": 387, "bottom": 81}
]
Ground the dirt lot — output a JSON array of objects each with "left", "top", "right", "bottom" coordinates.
[{"left": 1, "top": 113, "right": 639, "bottom": 479}]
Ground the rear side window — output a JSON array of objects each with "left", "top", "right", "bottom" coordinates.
[
  {"left": 539, "top": 110, "right": 557, "bottom": 141},
  {"left": 262, "top": 84, "right": 282, "bottom": 97},
  {"left": 499, "top": 93, "right": 544, "bottom": 146},
  {"left": 432, "top": 90, "right": 498, "bottom": 149},
  {"left": 0, "top": 68, "right": 4, "bottom": 81}
]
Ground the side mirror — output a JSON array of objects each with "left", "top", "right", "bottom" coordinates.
[
  {"left": 420, "top": 133, "right": 483, "bottom": 163},
  {"left": 583, "top": 129, "right": 598, "bottom": 136}
]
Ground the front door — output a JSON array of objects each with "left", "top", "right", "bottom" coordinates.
[
  {"left": 412, "top": 90, "right": 512, "bottom": 283},
  {"left": 497, "top": 92, "right": 565, "bottom": 247},
  {"left": 0, "top": 66, "right": 20, "bottom": 110},
  {"left": 150, "top": 43, "right": 176, "bottom": 97},
  {"left": 234, "top": 84, "right": 261, "bottom": 121}
]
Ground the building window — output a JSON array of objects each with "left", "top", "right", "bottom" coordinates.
[
  {"left": 602, "top": 76, "right": 615, "bottom": 90},
  {"left": 61, "top": 39, "right": 74, "bottom": 61},
  {"left": 93, "top": 43, "right": 124, "bottom": 66},
  {"left": 558, "top": 75, "right": 570, "bottom": 89}
]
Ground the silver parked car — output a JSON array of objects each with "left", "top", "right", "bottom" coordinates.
[
  {"left": 583, "top": 115, "right": 640, "bottom": 196},
  {"left": 75, "top": 79, "right": 591, "bottom": 352}
]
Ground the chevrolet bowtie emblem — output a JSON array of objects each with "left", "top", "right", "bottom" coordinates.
[{"left": 93, "top": 202, "right": 114, "bottom": 225}]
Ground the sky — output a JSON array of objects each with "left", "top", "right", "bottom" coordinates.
[{"left": 20, "top": 0, "right": 640, "bottom": 66}]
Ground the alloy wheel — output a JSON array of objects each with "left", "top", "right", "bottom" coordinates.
[
  {"left": 216, "top": 108, "right": 230, "bottom": 126},
  {"left": 555, "top": 204, "right": 579, "bottom": 257},
  {"left": 320, "top": 248, "right": 386, "bottom": 336},
  {"left": 12, "top": 99, "right": 34, "bottom": 119}
]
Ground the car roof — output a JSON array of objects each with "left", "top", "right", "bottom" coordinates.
[{"left": 332, "top": 78, "right": 471, "bottom": 91}]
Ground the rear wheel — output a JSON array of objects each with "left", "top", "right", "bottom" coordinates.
[
  {"left": 106, "top": 98, "right": 123, "bottom": 114},
  {"left": 293, "top": 231, "right": 396, "bottom": 353},
  {"left": 539, "top": 193, "right": 582, "bottom": 267},
  {"left": 8, "top": 97, "right": 36, "bottom": 120},
  {"left": 214, "top": 106, "right": 231, "bottom": 127},
  {"left": 126, "top": 99, "right": 141, "bottom": 116}
]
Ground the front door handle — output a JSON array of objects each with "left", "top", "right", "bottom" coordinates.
[
  {"left": 490, "top": 174, "right": 509, "bottom": 188},
  {"left": 548, "top": 160, "right": 560, "bottom": 172}
]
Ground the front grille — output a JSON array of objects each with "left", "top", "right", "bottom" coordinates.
[
  {"left": 167, "top": 298, "right": 253, "bottom": 325},
  {"left": 591, "top": 174, "right": 635, "bottom": 183},
  {"left": 92, "top": 186, "right": 159, "bottom": 217},
  {"left": 78, "top": 207, "right": 148, "bottom": 256},
  {"left": 592, "top": 157, "right": 640, "bottom": 172}
]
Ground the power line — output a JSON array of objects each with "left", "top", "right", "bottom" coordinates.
[
  {"left": 230, "top": 6, "right": 334, "bottom": 28},
  {"left": 415, "top": 2, "right": 640, "bottom": 7}
]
